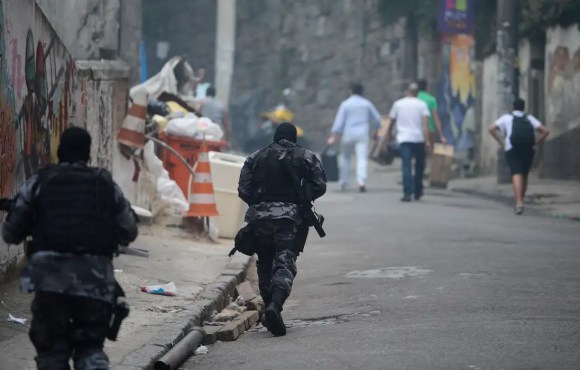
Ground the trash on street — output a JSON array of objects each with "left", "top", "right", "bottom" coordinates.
[
  {"left": 140, "top": 282, "right": 178, "bottom": 296},
  {"left": 194, "top": 345, "right": 209, "bottom": 355},
  {"left": 7, "top": 313, "right": 27, "bottom": 325}
]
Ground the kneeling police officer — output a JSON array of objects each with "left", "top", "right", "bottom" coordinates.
[
  {"left": 2, "top": 127, "right": 138, "bottom": 370},
  {"left": 238, "top": 122, "right": 327, "bottom": 336}
]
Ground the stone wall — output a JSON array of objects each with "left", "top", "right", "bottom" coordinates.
[
  {"left": 35, "top": 0, "right": 121, "bottom": 59},
  {"left": 232, "top": 0, "right": 438, "bottom": 150},
  {"left": 36, "top": 0, "right": 142, "bottom": 85},
  {"left": 0, "top": 0, "right": 129, "bottom": 283},
  {"left": 142, "top": 0, "right": 216, "bottom": 83},
  {"left": 541, "top": 25, "right": 580, "bottom": 180}
]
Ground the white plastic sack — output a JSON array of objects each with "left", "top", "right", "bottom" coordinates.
[
  {"left": 157, "top": 178, "right": 189, "bottom": 213},
  {"left": 143, "top": 141, "right": 168, "bottom": 179},
  {"left": 196, "top": 117, "right": 224, "bottom": 141},
  {"left": 166, "top": 113, "right": 200, "bottom": 138},
  {"left": 142, "top": 141, "right": 188, "bottom": 216},
  {"left": 130, "top": 57, "right": 195, "bottom": 101},
  {"left": 165, "top": 114, "right": 224, "bottom": 141}
]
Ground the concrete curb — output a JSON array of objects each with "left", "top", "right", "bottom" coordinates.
[
  {"left": 116, "top": 253, "right": 252, "bottom": 370},
  {"left": 451, "top": 187, "right": 580, "bottom": 222}
]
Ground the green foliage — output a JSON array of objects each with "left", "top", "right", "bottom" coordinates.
[
  {"left": 520, "top": 0, "right": 580, "bottom": 42},
  {"left": 377, "top": 0, "right": 580, "bottom": 60}
]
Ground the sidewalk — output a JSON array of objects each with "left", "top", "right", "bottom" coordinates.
[
  {"left": 450, "top": 173, "right": 580, "bottom": 221},
  {"left": 0, "top": 224, "right": 249, "bottom": 369}
]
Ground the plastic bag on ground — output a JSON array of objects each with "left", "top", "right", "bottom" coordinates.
[{"left": 140, "top": 282, "right": 177, "bottom": 296}]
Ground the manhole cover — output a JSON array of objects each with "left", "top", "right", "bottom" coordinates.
[{"left": 345, "top": 266, "right": 432, "bottom": 279}]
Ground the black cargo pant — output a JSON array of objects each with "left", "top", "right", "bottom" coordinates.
[
  {"left": 29, "top": 292, "right": 112, "bottom": 370},
  {"left": 254, "top": 219, "right": 309, "bottom": 308}
]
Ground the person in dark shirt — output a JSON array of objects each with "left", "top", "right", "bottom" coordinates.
[
  {"left": 238, "top": 122, "right": 326, "bottom": 336},
  {"left": 2, "top": 126, "right": 138, "bottom": 370}
]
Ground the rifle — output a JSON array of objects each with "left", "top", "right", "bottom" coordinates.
[{"left": 279, "top": 151, "right": 326, "bottom": 238}]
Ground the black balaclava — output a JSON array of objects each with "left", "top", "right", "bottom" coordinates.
[
  {"left": 273, "top": 122, "right": 297, "bottom": 143},
  {"left": 57, "top": 126, "right": 92, "bottom": 163}
]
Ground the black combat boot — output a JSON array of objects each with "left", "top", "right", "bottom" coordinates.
[{"left": 264, "top": 302, "right": 286, "bottom": 337}]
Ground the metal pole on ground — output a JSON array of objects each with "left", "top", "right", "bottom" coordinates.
[{"left": 154, "top": 327, "right": 206, "bottom": 370}]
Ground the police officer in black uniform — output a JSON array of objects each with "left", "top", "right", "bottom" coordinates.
[
  {"left": 2, "top": 127, "right": 138, "bottom": 370},
  {"left": 238, "top": 122, "right": 326, "bottom": 336}
]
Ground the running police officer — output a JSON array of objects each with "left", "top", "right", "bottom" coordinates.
[
  {"left": 238, "top": 122, "right": 327, "bottom": 336},
  {"left": 2, "top": 127, "right": 138, "bottom": 370}
]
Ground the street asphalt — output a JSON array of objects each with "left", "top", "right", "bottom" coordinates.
[{"left": 184, "top": 168, "right": 580, "bottom": 370}]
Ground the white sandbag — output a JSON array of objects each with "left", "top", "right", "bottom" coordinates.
[
  {"left": 195, "top": 117, "right": 224, "bottom": 141},
  {"left": 166, "top": 114, "right": 200, "bottom": 137},
  {"left": 142, "top": 141, "right": 188, "bottom": 217},
  {"left": 157, "top": 177, "right": 189, "bottom": 213},
  {"left": 165, "top": 114, "right": 224, "bottom": 141},
  {"left": 143, "top": 141, "right": 169, "bottom": 179}
]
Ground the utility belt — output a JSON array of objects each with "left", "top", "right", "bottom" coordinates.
[{"left": 25, "top": 239, "right": 117, "bottom": 259}]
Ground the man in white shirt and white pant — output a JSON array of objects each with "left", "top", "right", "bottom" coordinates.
[
  {"left": 387, "top": 83, "right": 431, "bottom": 202},
  {"left": 489, "top": 98, "right": 550, "bottom": 214},
  {"left": 327, "top": 83, "right": 381, "bottom": 192}
]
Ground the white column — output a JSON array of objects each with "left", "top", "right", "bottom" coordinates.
[{"left": 215, "top": 0, "right": 237, "bottom": 107}]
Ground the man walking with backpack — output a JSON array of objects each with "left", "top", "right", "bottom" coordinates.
[{"left": 489, "top": 98, "right": 550, "bottom": 214}]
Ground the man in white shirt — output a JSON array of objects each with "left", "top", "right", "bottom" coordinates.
[
  {"left": 327, "top": 83, "right": 381, "bottom": 192},
  {"left": 200, "top": 86, "right": 231, "bottom": 141},
  {"left": 387, "top": 83, "right": 431, "bottom": 202},
  {"left": 489, "top": 98, "right": 550, "bottom": 214}
]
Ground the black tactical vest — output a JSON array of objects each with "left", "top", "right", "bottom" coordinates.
[
  {"left": 253, "top": 143, "right": 307, "bottom": 203},
  {"left": 32, "top": 164, "right": 118, "bottom": 257}
]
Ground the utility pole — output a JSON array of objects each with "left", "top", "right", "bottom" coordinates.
[
  {"left": 215, "top": 0, "right": 237, "bottom": 108},
  {"left": 496, "top": 0, "right": 520, "bottom": 184}
]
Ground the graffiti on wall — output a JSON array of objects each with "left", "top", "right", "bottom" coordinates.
[
  {"left": 0, "top": 0, "right": 76, "bottom": 200},
  {"left": 546, "top": 44, "right": 580, "bottom": 138},
  {"left": 437, "top": 34, "right": 476, "bottom": 153}
]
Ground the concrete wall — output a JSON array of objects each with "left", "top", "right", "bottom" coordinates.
[
  {"left": 541, "top": 25, "right": 580, "bottom": 180},
  {"left": 76, "top": 60, "right": 130, "bottom": 171},
  {"left": 479, "top": 54, "right": 499, "bottom": 176},
  {"left": 0, "top": 0, "right": 129, "bottom": 283},
  {"left": 518, "top": 39, "right": 545, "bottom": 122},
  {"left": 0, "top": 0, "right": 78, "bottom": 281}
]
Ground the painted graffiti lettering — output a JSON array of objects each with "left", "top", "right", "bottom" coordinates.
[
  {"left": 0, "top": 0, "right": 78, "bottom": 199},
  {"left": 0, "top": 109, "right": 16, "bottom": 197},
  {"left": 10, "top": 38, "right": 23, "bottom": 100}
]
